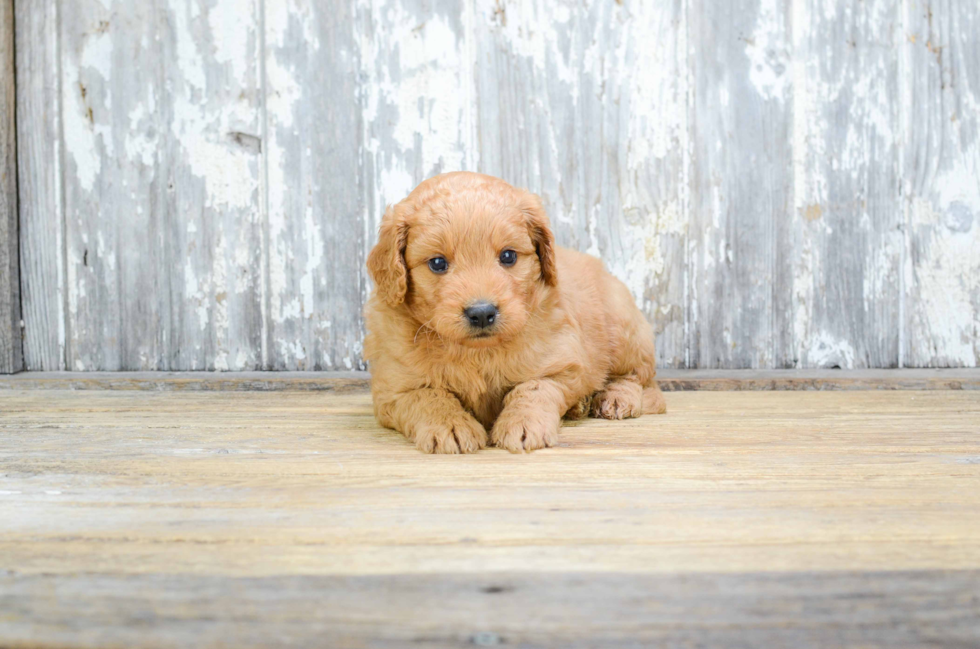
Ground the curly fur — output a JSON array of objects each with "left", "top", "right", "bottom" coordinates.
[{"left": 365, "top": 172, "right": 666, "bottom": 454}]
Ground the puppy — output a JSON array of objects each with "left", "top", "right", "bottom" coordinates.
[{"left": 364, "top": 172, "right": 666, "bottom": 454}]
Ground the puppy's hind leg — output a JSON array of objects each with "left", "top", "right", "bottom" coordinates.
[
  {"left": 642, "top": 382, "right": 667, "bottom": 415},
  {"left": 590, "top": 379, "right": 644, "bottom": 420},
  {"left": 564, "top": 394, "right": 593, "bottom": 420}
]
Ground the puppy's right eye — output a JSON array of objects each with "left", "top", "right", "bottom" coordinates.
[{"left": 427, "top": 257, "right": 449, "bottom": 274}]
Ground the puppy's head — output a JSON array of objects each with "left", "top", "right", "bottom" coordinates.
[{"left": 367, "top": 172, "right": 557, "bottom": 347}]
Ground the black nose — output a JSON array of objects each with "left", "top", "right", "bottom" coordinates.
[{"left": 464, "top": 302, "right": 498, "bottom": 329}]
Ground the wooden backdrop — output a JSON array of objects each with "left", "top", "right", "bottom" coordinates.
[{"left": 10, "top": 0, "right": 980, "bottom": 372}]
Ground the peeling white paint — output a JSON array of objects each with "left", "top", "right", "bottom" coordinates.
[
  {"left": 264, "top": 1, "right": 302, "bottom": 337},
  {"left": 378, "top": 167, "right": 415, "bottom": 214},
  {"left": 25, "top": 0, "right": 980, "bottom": 372},
  {"left": 624, "top": 3, "right": 684, "bottom": 165},
  {"left": 266, "top": 0, "right": 320, "bottom": 51},
  {"left": 208, "top": 0, "right": 254, "bottom": 81},
  {"left": 177, "top": 118, "right": 258, "bottom": 210},
  {"left": 791, "top": 0, "right": 809, "bottom": 218},
  {"left": 790, "top": 0, "right": 813, "bottom": 370},
  {"left": 746, "top": 0, "right": 790, "bottom": 102},
  {"left": 63, "top": 29, "right": 114, "bottom": 192},
  {"left": 210, "top": 231, "right": 230, "bottom": 370},
  {"left": 183, "top": 262, "right": 209, "bottom": 331},
  {"left": 264, "top": 56, "right": 302, "bottom": 130},
  {"left": 792, "top": 225, "right": 815, "bottom": 367},
  {"left": 171, "top": 0, "right": 258, "bottom": 214},
  {"left": 300, "top": 207, "right": 323, "bottom": 318},
  {"left": 65, "top": 243, "right": 80, "bottom": 351},
  {"left": 489, "top": 0, "right": 578, "bottom": 96},
  {"left": 807, "top": 332, "right": 856, "bottom": 368},
  {"left": 277, "top": 339, "right": 306, "bottom": 364},
  {"left": 174, "top": 1, "right": 206, "bottom": 91},
  {"left": 360, "top": 1, "right": 471, "bottom": 213},
  {"left": 909, "top": 196, "right": 980, "bottom": 365}
]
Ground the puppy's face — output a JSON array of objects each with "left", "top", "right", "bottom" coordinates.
[
  {"left": 405, "top": 203, "right": 540, "bottom": 346},
  {"left": 367, "top": 173, "right": 557, "bottom": 348}
]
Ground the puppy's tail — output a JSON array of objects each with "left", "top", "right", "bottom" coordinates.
[{"left": 643, "top": 382, "right": 667, "bottom": 415}]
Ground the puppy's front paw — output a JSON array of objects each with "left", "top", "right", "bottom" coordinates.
[
  {"left": 412, "top": 414, "right": 488, "bottom": 454},
  {"left": 491, "top": 406, "right": 561, "bottom": 453},
  {"left": 591, "top": 381, "right": 643, "bottom": 419}
]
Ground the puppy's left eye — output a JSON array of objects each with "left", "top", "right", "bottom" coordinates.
[
  {"left": 499, "top": 249, "right": 517, "bottom": 267},
  {"left": 428, "top": 257, "right": 449, "bottom": 274}
]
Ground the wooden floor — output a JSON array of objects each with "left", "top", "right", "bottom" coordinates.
[{"left": 1, "top": 388, "right": 979, "bottom": 648}]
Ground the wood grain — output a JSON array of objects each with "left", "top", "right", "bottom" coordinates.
[
  {"left": 903, "top": 0, "right": 980, "bottom": 368},
  {"left": 688, "top": 0, "right": 792, "bottom": 369},
  {"left": 11, "top": 0, "right": 980, "bottom": 371},
  {"left": 264, "top": 0, "right": 366, "bottom": 370},
  {"left": 55, "top": 0, "right": 265, "bottom": 371},
  {"left": 1, "top": 389, "right": 978, "bottom": 647},
  {"left": 2, "top": 571, "right": 977, "bottom": 648},
  {"left": 787, "top": 0, "right": 903, "bottom": 369},
  {"left": 0, "top": 0, "right": 21, "bottom": 374},
  {"left": 15, "top": 0, "right": 63, "bottom": 370}
]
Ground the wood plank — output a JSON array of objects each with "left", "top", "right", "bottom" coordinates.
[
  {"left": 56, "top": 0, "right": 264, "bottom": 371},
  {"left": 472, "top": 0, "right": 690, "bottom": 368},
  {"left": 15, "top": 0, "right": 63, "bottom": 370},
  {"left": 785, "top": 0, "right": 903, "bottom": 368},
  {"left": 0, "top": 389, "right": 978, "bottom": 646},
  {"left": 2, "top": 368, "right": 979, "bottom": 392},
  {"left": 903, "top": 0, "right": 980, "bottom": 368},
  {"left": 263, "top": 0, "right": 366, "bottom": 370},
  {"left": 2, "top": 570, "right": 978, "bottom": 649},
  {"left": 654, "top": 367, "right": 980, "bottom": 391},
  {"left": 357, "top": 0, "right": 473, "bottom": 211},
  {"left": 356, "top": 0, "right": 472, "bottom": 364},
  {"left": 0, "top": 0, "right": 21, "bottom": 374},
  {"left": 1, "top": 390, "right": 978, "bottom": 577},
  {"left": 0, "top": 370, "right": 372, "bottom": 391},
  {"left": 1, "top": 390, "right": 978, "bottom": 576},
  {"left": 59, "top": 0, "right": 165, "bottom": 370},
  {"left": 688, "top": 0, "right": 793, "bottom": 368}
]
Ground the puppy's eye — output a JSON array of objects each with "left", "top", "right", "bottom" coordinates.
[
  {"left": 499, "top": 249, "right": 517, "bottom": 267},
  {"left": 427, "top": 257, "right": 449, "bottom": 274}
]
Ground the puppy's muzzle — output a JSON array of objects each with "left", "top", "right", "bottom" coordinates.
[{"left": 463, "top": 302, "right": 498, "bottom": 330}]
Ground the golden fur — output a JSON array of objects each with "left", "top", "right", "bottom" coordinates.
[{"left": 364, "top": 172, "right": 666, "bottom": 454}]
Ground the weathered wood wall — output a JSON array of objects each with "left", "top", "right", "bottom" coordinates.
[
  {"left": 13, "top": 0, "right": 980, "bottom": 371},
  {"left": 1, "top": 0, "right": 21, "bottom": 373}
]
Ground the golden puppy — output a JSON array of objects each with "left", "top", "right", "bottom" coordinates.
[{"left": 364, "top": 172, "right": 666, "bottom": 454}]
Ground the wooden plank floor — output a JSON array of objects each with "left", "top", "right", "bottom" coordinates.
[{"left": 1, "top": 389, "right": 979, "bottom": 647}]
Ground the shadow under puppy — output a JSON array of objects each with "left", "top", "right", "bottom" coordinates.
[{"left": 365, "top": 172, "right": 666, "bottom": 454}]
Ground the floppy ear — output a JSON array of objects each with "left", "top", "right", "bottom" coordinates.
[
  {"left": 366, "top": 205, "right": 410, "bottom": 307},
  {"left": 519, "top": 193, "right": 558, "bottom": 287}
]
